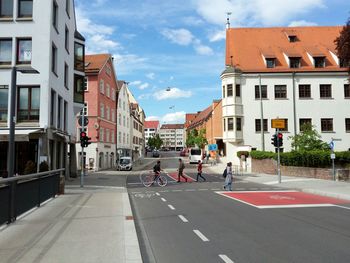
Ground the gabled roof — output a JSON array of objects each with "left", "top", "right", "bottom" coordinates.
[
  {"left": 85, "top": 54, "right": 111, "bottom": 74},
  {"left": 188, "top": 105, "right": 212, "bottom": 129},
  {"left": 184, "top": 113, "right": 198, "bottom": 128},
  {"left": 116, "top": 80, "right": 126, "bottom": 91},
  {"left": 144, "top": 121, "right": 160, "bottom": 129},
  {"left": 225, "top": 26, "right": 345, "bottom": 73},
  {"left": 161, "top": 124, "right": 184, "bottom": 130}
]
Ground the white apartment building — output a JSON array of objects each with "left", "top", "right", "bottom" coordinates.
[
  {"left": 222, "top": 25, "right": 350, "bottom": 168},
  {"left": 0, "top": 0, "right": 85, "bottom": 176},
  {"left": 144, "top": 120, "right": 160, "bottom": 146},
  {"left": 116, "top": 80, "right": 132, "bottom": 160},
  {"left": 159, "top": 124, "right": 185, "bottom": 150}
]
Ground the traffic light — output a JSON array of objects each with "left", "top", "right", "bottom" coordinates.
[
  {"left": 277, "top": 132, "right": 283, "bottom": 147},
  {"left": 80, "top": 131, "right": 92, "bottom": 147},
  {"left": 271, "top": 134, "right": 277, "bottom": 147}
]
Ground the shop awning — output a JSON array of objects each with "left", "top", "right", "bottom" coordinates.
[{"left": 0, "top": 129, "right": 42, "bottom": 142}]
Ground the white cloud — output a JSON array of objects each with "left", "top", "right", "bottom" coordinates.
[
  {"left": 209, "top": 30, "right": 226, "bottom": 42},
  {"left": 288, "top": 20, "right": 318, "bottom": 27},
  {"left": 195, "top": 44, "right": 214, "bottom": 55},
  {"left": 182, "top": 16, "right": 205, "bottom": 26},
  {"left": 139, "top": 83, "right": 150, "bottom": 90},
  {"left": 130, "top": 80, "right": 142, "bottom": 86},
  {"left": 146, "top": 73, "right": 155, "bottom": 79},
  {"left": 138, "top": 94, "right": 152, "bottom": 100},
  {"left": 161, "top": 111, "right": 186, "bottom": 123},
  {"left": 129, "top": 80, "right": 149, "bottom": 90},
  {"left": 161, "top": 28, "right": 195, "bottom": 46},
  {"left": 154, "top": 88, "right": 192, "bottom": 100},
  {"left": 146, "top": 116, "right": 160, "bottom": 121}
]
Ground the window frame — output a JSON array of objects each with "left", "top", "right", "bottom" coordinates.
[
  {"left": 255, "top": 119, "right": 268, "bottom": 132},
  {"left": 17, "top": 85, "right": 40, "bottom": 122},
  {"left": 51, "top": 42, "right": 58, "bottom": 75},
  {"left": 344, "top": 84, "right": 350, "bottom": 98},
  {"left": 0, "top": 0, "right": 13, "bottom": 18},
  {"left": 57, "top": 95, "right": 62, "bottom": 129},
  {"left": 65, "top": 25, "right": 69, "bottom": 52},
  {"left": 18, "top": 0, "right": 33, "bottom": 18},
  {"left": 236, "top": 117, "right": 242, "bottom": 131},
  {"left": 227, "top": 84, "right": 233, "bottom": 97},
  {"left": 16, "top": 38, "right": 32, "bottom": 64},
  {"left": 321, "top": 118, "right": 333, "bottom": 132},
  {"left": 346, "top": 118, "right": 350, "bottom": 132},
  {"left": 314, "top": 56, "right": 325, "bottom": 68},
  {"left": 274, "top": 85, "right": 287, "bottom": 99},
  {"left": 299, "top": 84, "right": 311, "bottom": 99},
  {"left": 289, "top": 57, "right": 301, "bottom": 68},
  {"left": 299, "top": 118, "right": 312, "bottom": 131},
  {"left": 52, "top": 0, "right": 58, "bottom": 32},
  {"left": 0, "top": 85, "right": 9, "bottom": 122},
  {"left": 266, "top": 58, "right": 275, "bottom": 68},
  {"left": 255, "top": 85, "right": 267, "bottom": 99},
  {"left": 50, "top": 89, "right": 56, "bottom": 126},
  {"left": 320, "top": 84, "right": 332, "bottom": 99},
  {"left": 64, "top": 63, "right": 69, "bottom": 89},
  {"left": 0, "top": 38, "right": 12, "bottom": 65},
  {"left": 235, "top": 84, "right": 241, "bottom": 97}
]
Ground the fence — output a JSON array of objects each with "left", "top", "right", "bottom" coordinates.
[{"left": 0, "top": 168, "right": 64, "bottom": 226}]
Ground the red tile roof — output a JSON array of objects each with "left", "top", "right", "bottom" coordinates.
[
  {"left": 85, "top": 54, "right": 111, "bottom": 74},
  {"left": 144, "top": 121, "right": 160, "bottom": 129},
  {"left": 188, "top": 105, "right": 212, "bottom": 129},
  {"left": 184, "top": 113, "right": 198, "bottom": 128},
  {"left": 225, "top": 26, "right": 346, "bottom": 73}
]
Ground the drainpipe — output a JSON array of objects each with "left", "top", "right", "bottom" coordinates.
[
  {"left": 259, "top": 74, "right": 265, "bottom": 151},
  {"left": 292, "top": 72, "right": 297, "bottom": 148}
]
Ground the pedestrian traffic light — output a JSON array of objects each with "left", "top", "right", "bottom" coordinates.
[
  {"left": 84, "top": 135, "right": 92, "bottom": 147},
  {"left": 80, "top": 131, "right": 91, "bottom": 147},
  {"left": 277, "top": 132, "right": 283, "bottom": 147},
  {"left": 271, "top": 134, "right": 277, "bottom": 147}
]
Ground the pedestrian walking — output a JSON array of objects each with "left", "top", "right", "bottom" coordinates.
[
  {"left": 196, "top": 160, "right": 206, "bottom": 182},
  {"left": 177, "top": 158, "right": 187, "bottom": 182},
  {"left": 224, "top": 162, "right": 233, "bottom": 191}
]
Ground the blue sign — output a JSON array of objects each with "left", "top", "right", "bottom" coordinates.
[
  {"left": 208, "top": 144, "right": 217, "bottom": 151},
  {"left": 329, "top": 141, "right": 334, "bottom": 150}
]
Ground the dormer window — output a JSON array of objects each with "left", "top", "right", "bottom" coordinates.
[
  {"left": 288, "top": 35, "right": 297, "bottom": 42},
  {"left": 289, "top": 57, "right": 300, "bottom": 68},
  {"left": 266, "top": 58, "right": 275, "bottom": 68},
  {"left": 314, "top": 57, "right": 325, "bottom": 68}
]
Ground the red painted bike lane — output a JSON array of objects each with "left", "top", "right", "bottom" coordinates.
[
  {"left": 167, "top": 172, "right": 195, "bottom": 182},
  {"left": 217, "top": 191, "right": 350, "bottom": 209}
]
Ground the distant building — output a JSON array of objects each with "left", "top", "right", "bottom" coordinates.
[
  {"left": 159, "top": 124, "right": 185, "bottom": 150},
  {"left": 144, "top": 120, "right": 160, "bottom": 146},
  {"left": 222, "top": 25, "right": 350, "bottom": 167}
]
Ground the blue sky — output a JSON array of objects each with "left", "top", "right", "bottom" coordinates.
[{"left": 75, "top": 0, "right": 349, "bottom": 123}]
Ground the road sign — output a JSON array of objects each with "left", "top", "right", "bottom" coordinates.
[
  {"left": 208, "top": 144, "right": 217, "bottom": 151},
  {"left": 330, "top": 153, "right": 336, "bottom": 159},
  {"left": 78, "top": 116, "right": 89, "bottom": 127},
  {"left": 329, "top": 141, "right": 334, "bottom": 150},
  {"left": 271, "top": 119, "right": 285, "bottom": 129}
]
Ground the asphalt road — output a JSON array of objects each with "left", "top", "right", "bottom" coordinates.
[{"left": 127, "top": 152, "right": 350, "bottom": 263}]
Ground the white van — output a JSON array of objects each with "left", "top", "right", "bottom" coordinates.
[
  {"left": 117, "top": 157, "right": 133, "bottom": 171},
  {"left": 189, "top": 148, "right": 202, "bottom": 164}
]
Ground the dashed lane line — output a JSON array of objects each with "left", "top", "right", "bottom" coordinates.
[
  {"left": 219, "top": 254, "right": 235, "bottom": 263},
  {"left": 193, "top": 230, "right": 209, "bottom": 242},
  {"left": 161, "top": 198, "right": 167, "bottom": 202},
  {"left": 178, "top": 215, "right": 189, "bottom": 223},
  {"left": 155, "top": 192, "right": 160, "bottom": 196},
  {"left": 168, "top": 205, "right": 175, "bottom": 210}
]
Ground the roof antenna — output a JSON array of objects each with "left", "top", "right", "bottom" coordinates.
[{"left": 226, "top": 12, "right": 232, "bottom": 29}]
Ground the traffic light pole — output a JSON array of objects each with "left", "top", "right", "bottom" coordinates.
[
  {"left": 80, "top": 110, "right": 85, "bottom": 188},
  {"left": 276, "top": 129, "right": 281, "bottom": 184}
]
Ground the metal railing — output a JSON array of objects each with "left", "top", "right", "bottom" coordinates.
[{"left": 0, "top": 168, "right": 64, "bottom": 226}]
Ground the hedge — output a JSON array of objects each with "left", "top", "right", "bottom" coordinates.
[{"left": 250, "top": 150, "right": 350, "bottom": 168}]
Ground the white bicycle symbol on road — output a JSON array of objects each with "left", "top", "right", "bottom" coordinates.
[{"left": 269, "top": 195, "right": 296, "bottom": 200}]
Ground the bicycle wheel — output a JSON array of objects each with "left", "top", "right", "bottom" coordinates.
[
  {"left": 140, "top": 171, "right": 154, "bottom": 187},
  {"left": 157, "top": 175, "right": 167, "bottom": 187}
]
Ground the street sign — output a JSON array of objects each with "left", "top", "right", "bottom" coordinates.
[
  {"left": 329, "top": 141, "right": 334, "bottom": 150},
  {"left": 271, "top": 119, "right": 285, "bottom": 129},
  {"left": 330, "top": 153, "right": 336, "bottom": 160},
  {"left": 78, "top": 116, "right": 89, "bottom": 127},
  {"left": 208, "top": 144, "right": 217, "bottom": 151}
]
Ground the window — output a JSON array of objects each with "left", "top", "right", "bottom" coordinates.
[
  {"left": 314, "top": 57, "right": 325, "bottom": 68},
  {"left": 119, "top": 114, "right": 121, "bottom": 125},
  {"left": 289, "top": 57, "right": 300, "bottom": 68},
  {"left": 235, "top": 84, "right": 241, "bottom": 97},
  {"left": 65, "top": 0, "right": 70, "bottom": 16},
  {"left": 65, "top": 26, "right": 69, "bottom": 52},
  {"left": 118, "top": 98, "right": 121, "bottom": 108},
  {"left": 227, "top": 84, "right": 233, "bottom": 97},
  {"left": 111, "top": 89, "right": 115, "bottom": 101},
  {"left": 344, "top": 84, "right": 350, "bottom": 98},
  {"left": 0, "top": 39, "right": 12, "bottom": 65},
  {"left": 17, "top": 86, "right": 40, "bottom": 121},
  {"left": 255, "top": 85, "right": 267, "bottom": 99},
  {"left": 299, "top": 118, "right": 312, "bottom": 131},
  {"left": 111, "top": 131, "right": 114, "bottom": 143},
  {"left": 63, "top": 101, "right": 67, "bottom": 131},
  {"left": 111, "top": 109, "right": 115, "bottom": 123},
  {"left": 123, "top": 133, "right": 125, "bottom": 144},
  {"left": 255, "top": 119, "right": 267, "bottom": 132},
  {"left": 100, "top": 128, "right": 104, "bottom": 142},
  {"left": 299, "top": 84, "right": 311, "bottom": 98},
  {"left": 74, "top": 42, "right": 84, "bottom": 71},
  {"left": 100, "top": 103, "right": 104, "bottom": 118},
  {"left": 74, "top": 74, "right": 84, "bottom": 103},
  {"left": 99, "top": 79, "right": 104, "bottom": 94},
  {"left": 346, "top": 119, "right": 350, "bottom": 132},
  {"left": 274, "top": 85, "right": 287, "bottom": 99},
  {"left": 106, "top": 106, "right": 110, "bottom": 120},
  {"left": 51, "top": 43, "right": 57, "bottom": 74},
  {"left": 80, "top": 102, "right": 87, "bottom": 116},
  {"left": 266, "top": 58, "right": 275, "bottom": 68},
  {"left": 321, "top": 118, "right": 333, "bottom": 132},
  {"left": 236, "top": 117, "right": 242, "bottom": 131},
  {"left": 84, "top": 77, "right": 88, "bottom": 91},
  {"left": 50, "top": 90, "right": 55, "bottom": 126},
  {"left": 52, "top": 1, "right": 58, "bottom": 31},
  {"left": 227, "top": 118, "right": 234, "bottom": 131},
  {"left": 123, "top": 101, "right": 125, "bottom": 110},
  {"left": 106, "top": 129, "right": 110, "bottom": 143},
  {"left": 0, "top": 85, "right": 8, "bottom": 121},
  {"left": 320, "top": 84, "right": 332, "bottom": 98},
  {"left": 18, "top": 0, "right": 33, "bottom": 18},
  {"left": 106, "top": 83, "right": 110, "bottom": 97},
  {"left": 223, "top": 119, "right": 226, "bottom": 131},
  {"left": 118, "top": 131, "right": 121, "bottom": 143},
  {"left": 222, "top": 85, "right": 225, "bottom": 98},
  {"left": 64, "top": 63, "right": 68, "bottom": 89},
  {"left": 17, "top": 38, "right": 32, "bottom": 64},
  {"left": 0, "top": 0, "right": 13, "bottom": 18},
  {"left": 123, "top": 116, "right": 126, "bottom": 126},
  {"left": 279, "top": 119, "right": 288, "bottom": 132},
  {"left": 288, "top": 35, "right": 297, "bottom": 42},
  {"left": 57, "top": 96, "right": 62, "bottom": 129}
]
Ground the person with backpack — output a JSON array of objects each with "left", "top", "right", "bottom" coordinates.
[
  {"left": 196, "top": 160, "right": 206, "bottom": 182},
  {"left": 177, "top": 158, "right": 187, "bottom": 182},
  {"left": 223, "top": 162, "right": 233, "bottom": 191}
]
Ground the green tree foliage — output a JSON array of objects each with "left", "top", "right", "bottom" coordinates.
[
  {"left": 289, "top": 123, "right": 329, "bottom": 151},
  {"left": 186, "top": 128, "right": 207, "bottom": 148},
  {"left": 147, "top": 134, "right": 163, "bottom": 149},
  {"left": 186, "top": 129, "right": 198, "bottom": 147},
  {"left": 335, "top": 17, "right": 350, "bottom": 74}
]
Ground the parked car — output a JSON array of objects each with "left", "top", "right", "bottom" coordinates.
[
  {"left": 152, "top": 150, "right": 160, "bottom": 158},
  {"left": 117, "top": 157, "right": 132, "bottom": 171},
  {"left": 180, "top": 149, "right": 187, "bottom": 156},
  {"left": 189, "top": 148, "right": 202, "bottom": 164}
]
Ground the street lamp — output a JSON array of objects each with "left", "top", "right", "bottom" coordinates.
[{"left": 8, "top": 66, "right": 39, "bottom": 178}]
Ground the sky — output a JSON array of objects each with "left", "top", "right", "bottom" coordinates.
[{"left": 75, "top": 0, "right": 350, "bottom": 124}]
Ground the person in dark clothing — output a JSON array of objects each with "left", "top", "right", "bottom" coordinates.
[
  {"left": 153, "top": 160, "right": 161, "bottom": 180},
  {"left": 177, "top": 158, "right": 187, "bottom": 182},
  {"left": 196, "top": 160, "right": 206, "bottom": 182}
]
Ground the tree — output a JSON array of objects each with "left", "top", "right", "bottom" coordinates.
[
  {"left": 147, "top": 134, "right": 163, "bottom": 149},
  {"left": 335, "top": 17, "right": 350, "bottom": 75},
  {"left": 186, "top": 129, "right": 198, "bottom": 147},
  {"left": 289, "top": 123, "right": 329, "bottom": 151},
  {"left": 186, "top": 128, "right": 207, "bottom": 149}
]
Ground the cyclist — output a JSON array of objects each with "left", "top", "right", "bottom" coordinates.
[{"left": 153, "top": 160, "right": 161, "bottom": 181}]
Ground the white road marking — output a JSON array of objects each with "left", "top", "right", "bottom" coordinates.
[
  {"left": 264, "top": 178, "right": 315, "bottom": 185},
  {"left": 193, "top": 230, "right": 209, "bottom": 242},
  {"left": 161, "top": 198, "right": 167, "bottom": 202},
  {"left": 219, "top": 254, "right": 235, "bottom": 263},
  {"left": 199, "top": 189, "right": 208, "bottom": 191},
  {"left": 172, "top": 190, "right": 183, "bottom": 192},
  {"left": 155, "top": 192, "right": 160, "bottom": 196},
  {"left": 178, "top": 215, "right": 189, "bottom": 222},
  {"left": 334, "top": 205, "right": 350, "bottom": 210},
  {"left": 185, "top": 189, "right": 196, "bottom": 191},
  {"left": 168, "top": 205, "right": 175, "bottom": 210}
]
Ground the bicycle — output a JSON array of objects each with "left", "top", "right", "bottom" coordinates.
[{"left": 140, "top": 170, "right": 167, "bottom": 187}]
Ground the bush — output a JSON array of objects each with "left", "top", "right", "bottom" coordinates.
[
  {"left": 279, "top": 150, "right": 331, "bottom": 168},
  {"left": 335, "top": 151, "right": 350, "bottom": 167},
  {"left": 250, "top": 151, "right": 275, "bottom": 160},
  {"left": 23, "top": 160, "right": 37, "bottom": 175},
  {"left": 237, "top": 151, "right": 250, "bottom": 158}
]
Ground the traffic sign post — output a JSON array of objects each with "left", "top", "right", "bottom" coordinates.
[
  {"left": 276, "top": 129, "right": 281, "bottom": 184},
  {"left": 330, "top": 139, "right": 336, "bottom": 181}
]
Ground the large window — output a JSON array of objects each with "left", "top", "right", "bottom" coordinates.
[
  {"left": 17, "top": 38, "right": 31, "bottom": 64},
  {"left": 17, "top": 86, "right": 40, "bottom": 121},
  {"left": 74, "top": 42, "right": 84, "bottom": 71},
  {"left": 321, "top": 118, "right": 333, "bottom": 132},
  {"left": 50, "top": 89, "right": 56, "bottom": 126},
  {"left": 227, "top": 118, "right": 234, "bottom": 131},
  {"left": 57, "top": 96, "right": 62, "bottom": 129},
  {"left": 51, "top": 43, "right": 57, "bottom": 74},
  {"left": 99, "top": 79, "right": 104, "bottom": 94},
  {"left": 274, "top": 85, "right": 287, "bottom": 99},
  {"left": 235, "top": 84, "right": 241, "bottom": 97},
  {"left": 345, "top": 119, "right": 350, "bottom": 132},
  {"left": 255, "top": 85, "right": 267, "bottom": 99},
  {"left": 299, "top": 84, "right": 311, "bottom": 98},
  {"left": 74, "top": 74, "right": 84, "bottom": 103},
  {"left": 344, "top": 84, "right": 350, "bottom": 98},
  {"left": 320, "top": 84, "right": 332, "bottom": 98},
  {"left": 227, "top": 84, "right": 233, "bottom": 97},
  {"left": 0, "top": 39, "right": 12, "bottom": 65},
  {"left": 255, "top": 119, "right": 267, "bottom": 132},
  {"left": 52, "top": 0, "right": 58, "bottom": 31},
  {"left": 299, "top": 118, "right": 312, "bottom": 131},
  {"left": 0, "top": 0, "right": 13, "bottom": 18},
  {"left": 100, "top": 103, "right": 104, "bottom": 118},
  {"left": 236, "top": 117, "right": 242, "bottom": 131},
  {"left": 0, "top": 85, "right": 8, "bottom": 121},
  {"left": 18, "top": 0, "right": 33, "bottom": 18}
]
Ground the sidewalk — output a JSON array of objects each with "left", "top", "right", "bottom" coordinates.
[
  {"left": 205, "top": 162, "right": 350, "bottom": 201},
  {"left": 0, "top": 186, "right": 142, "bottom": 263}
]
